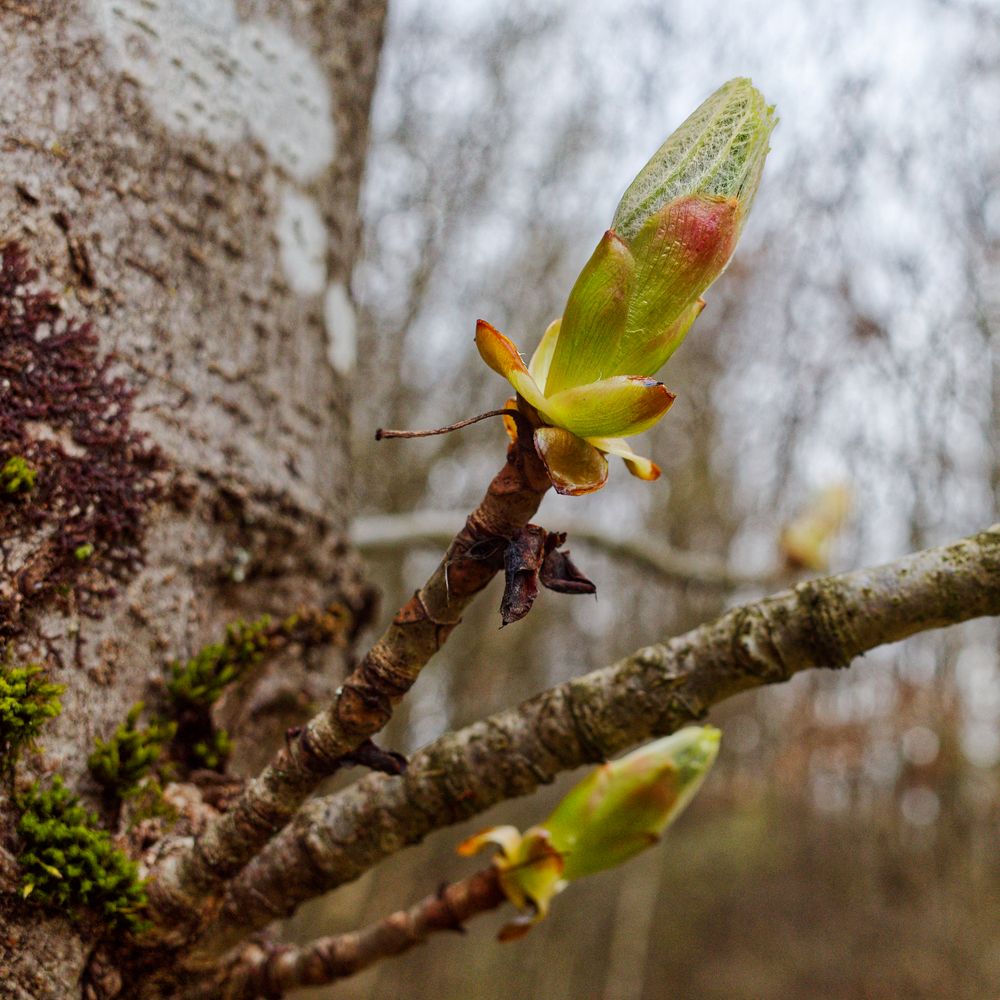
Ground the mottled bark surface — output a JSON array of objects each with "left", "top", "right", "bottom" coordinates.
[{"left": 0, "top": 1, "right": 386, "bottom": 995}]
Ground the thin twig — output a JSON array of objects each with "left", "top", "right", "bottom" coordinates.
[
  {"left": 375, "top": 407, "right": 521, "bottom": 439},
  {"left": 201, "top": 524, "right": 1000, "bottom": 950},
  {"left": 196, "top": 868, "right": 504, "bottom": 999}
]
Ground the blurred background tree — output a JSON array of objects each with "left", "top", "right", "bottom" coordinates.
[{"left": 309, "top": 1, "right": 1000, "bottom": 997}]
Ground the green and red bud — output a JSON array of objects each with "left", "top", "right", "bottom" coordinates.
[
  {"left": 475, "top": 78, "right": 775, "bottom": 494},
  {"left": 458, "top": 726, "right": 721, "bottom": 939},
  {"left": 614, "top": 195, "right": 737, "bottom": 377},
  {"left": 611, "top": 77, "right": 775, "bottom": 242}
]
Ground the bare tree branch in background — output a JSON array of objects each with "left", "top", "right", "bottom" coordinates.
[{"left": 352, "top": 509, "right": 788, "bottom": 588}]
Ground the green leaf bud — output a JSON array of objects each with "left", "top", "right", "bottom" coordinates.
[
  {"left": 458, "top": 726, "right": 721, "bottom": 938},
  {"left": 474, "top": 80, "right": 775, "bottom": 493}
]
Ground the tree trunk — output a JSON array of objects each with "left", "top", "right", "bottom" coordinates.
[{"left": 0, "top": 1, "right": 386, "bottom": 995}]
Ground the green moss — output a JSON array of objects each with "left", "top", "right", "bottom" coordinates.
[
  {"left": 162, "top": 607, "right": 351, "bottom": 773},
  {"left": 16, "top": 777, "right": 149, "bottom": 931},
  {"left": 191, "top": 728, "right": 234, "bottom": 770},
  {"left": 88, "top": 702, "right": 176, "bottom": 798},
  {"left": 73, "top": 543, "right": 95, "bottom": 561},
  {"left": 166, "top": 615, "right": 273, "bottom": 709},
  {"left": 1, "top": 455, "right": 37, "bottom": 494},
  {"left": 125, "top": 778, "right": 177, "bottom": 825},
  {"left": 0, "top": 659, "right": 63, "bottom": 762}
]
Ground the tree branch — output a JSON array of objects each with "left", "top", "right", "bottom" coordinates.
[
  {"left": 197, "top": 868, "right": 504, "bottom": 999},
  {"left": 201, "top": 525, "right": 1000, "bottom": 951},
  {"left": 352, "top": 509, "right": 781, "bottom": 588},
  {"left": 146, "top": 432, "right": 551, "bottom": 942}
]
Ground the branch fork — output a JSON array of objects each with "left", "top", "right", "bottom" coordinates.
[{"left": 144, "top": 422, "right": 553, "bottom": 941}]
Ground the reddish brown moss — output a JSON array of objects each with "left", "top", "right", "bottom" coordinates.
[{"left": 0, "top": 242, "right": 164, "bottom": 641}]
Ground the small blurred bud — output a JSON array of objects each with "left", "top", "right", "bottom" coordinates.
[
  {"left": 780, "top": 484, "right": 852, "bottom": 571},
  {"left": 458, "top": 726, "right": 721, "bottom": 938},
  {"left": 1, "top": 455, "right": 37, "bottom": 494}
]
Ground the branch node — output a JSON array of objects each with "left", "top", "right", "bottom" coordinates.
[
  {"left": 434, "top": 883, "right": 468, "bottom": 934},
  {"left": 340, "top": 738, "right": 408, "bottom": 776}
]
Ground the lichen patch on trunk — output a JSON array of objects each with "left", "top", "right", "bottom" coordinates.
[
  {"left": 274, "top": 185, "right": 328, "bottom": 296},
  {"left": 323, "top": 281, "right": 357, "bottom": 375},
  {"left": 88, "top": 0, "right": 337, "bottom": 182}
]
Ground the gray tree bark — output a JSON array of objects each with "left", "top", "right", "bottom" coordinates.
[{"left": 0, "top": 1, "right": 386, "bottom": 995}]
